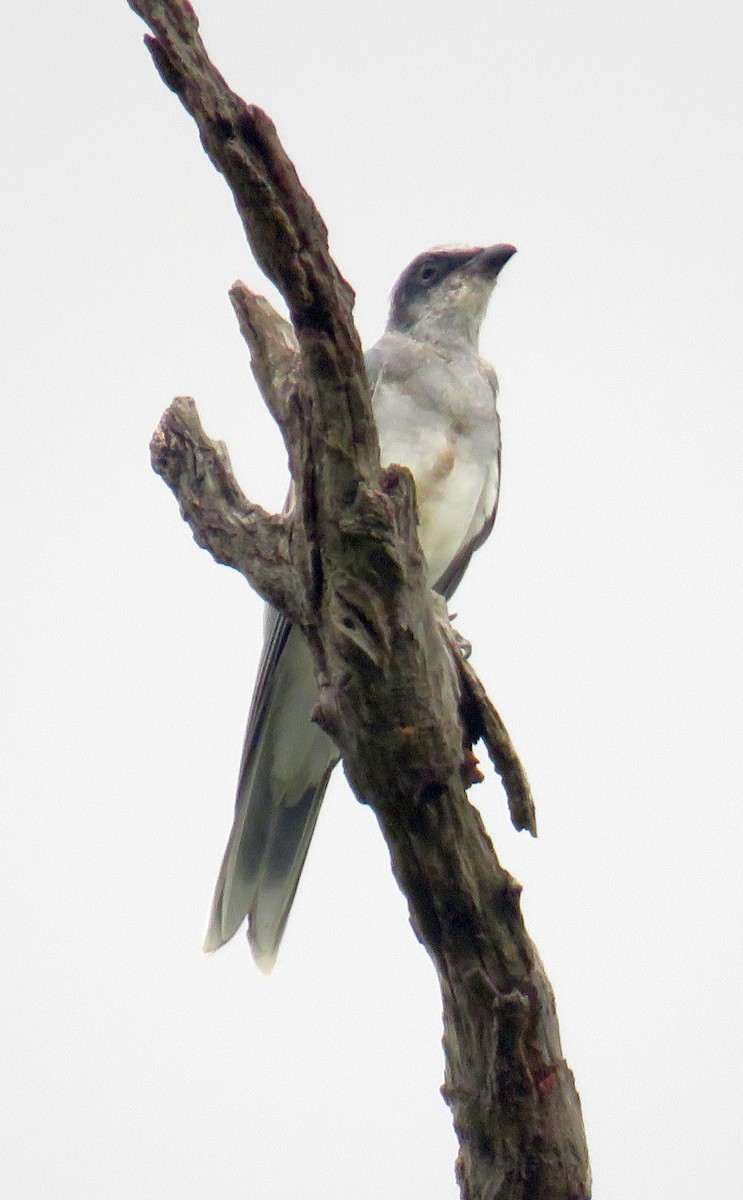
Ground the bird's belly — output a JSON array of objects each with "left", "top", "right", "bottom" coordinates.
[
  {"left": 416, "top": 458, "right": 483, "bottom": 584},
  {"left": 378, "top": 425, "right": 484, "bottom": 585}
]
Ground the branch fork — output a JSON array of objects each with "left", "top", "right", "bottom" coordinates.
[
  {"left": 132, "top": 1, "right": 591, "bottom": 1195},
  {"left": 151, "top": 285, "right": 534, "bottom": 834}
]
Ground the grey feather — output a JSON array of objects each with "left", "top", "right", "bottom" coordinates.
[
  {"left": 203, "top": 615, "right": 338, "bottom": 970},
  {"left": 203, "top": 244, "right": 515, "bottom": 969}
]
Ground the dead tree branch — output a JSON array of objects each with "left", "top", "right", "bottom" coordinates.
[
  {"left": 129, "top": 2, "right": 591, "bottom": 1196},
  {"left": 150, "top": 396, "right": 302, "bottom": 618}
]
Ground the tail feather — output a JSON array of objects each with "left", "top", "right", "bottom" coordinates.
[
  {"left": 203, "top": 617, "right": 339, "bottom": 967},
  {"left": 248, "top": 765, "right": 335, "bottom": 972}
]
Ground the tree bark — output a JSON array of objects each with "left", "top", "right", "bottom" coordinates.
[{"left": 128, "top": 2, "right": 592, "bottom": 1196}]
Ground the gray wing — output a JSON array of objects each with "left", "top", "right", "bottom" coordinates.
[
  {"left": 203, "top": 607, "right": 338, "bottom": 971},
  {"left": 204, "top": 351, "right": 383, "bottom": 969},
  {"left": 204, "top": 353, "right": 384, "bottom": 969}
]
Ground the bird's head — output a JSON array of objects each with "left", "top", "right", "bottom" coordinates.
[{"left": 387, "top": 244, "right": 516, "bottom": 347}]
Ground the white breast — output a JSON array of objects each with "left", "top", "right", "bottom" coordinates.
[
  {"left": 369, "top": 333, "right": 499, "bottom": 587},
  {"left": 376, "top": 409, "right": 488, "bottom": 586}
]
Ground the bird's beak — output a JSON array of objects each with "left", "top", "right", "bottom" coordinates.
[{"left": 468, "top": 244, "right": 517, "bottom": 279}]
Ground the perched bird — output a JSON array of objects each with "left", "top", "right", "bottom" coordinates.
[{"left": 204, "top": 243, "right": 516, "bottom": 970}]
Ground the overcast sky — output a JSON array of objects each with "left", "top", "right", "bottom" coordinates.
[{"left": 2, "top": 2, "right": 741, "bottom": 1197}]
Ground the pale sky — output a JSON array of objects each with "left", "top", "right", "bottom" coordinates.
[{"left": 2, "top": 2, "right": 741, "bottom": 1197}]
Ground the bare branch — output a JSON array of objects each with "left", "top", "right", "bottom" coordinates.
[
  {"left": 434, "top": 604, "right": 537, "bottom": 836},
  {"left": 228, "top": 282, "right": 302, "bottom": 449},
  {"left": 130, "top": 0, "right": 379, "bottom": 506},
  {"left": 462, "top": 656, "right": 537, "bottom": 837},
  {"left": 129, "top": 3, "right": 591, "bottom": 1197},
  {"left": 150, "top": 397, "right": 303, "bottom": 621},
  {"left": 374, "top": 778, "right": 588, "bottom": 1200}
]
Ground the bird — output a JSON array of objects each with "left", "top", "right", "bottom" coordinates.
[{"left": 203, "top": 243, "right": 516, "bottom": 970}]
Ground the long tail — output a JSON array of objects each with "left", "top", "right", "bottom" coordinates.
[{"left": 203, "top": 612, "right": 339, "bottom": 971}]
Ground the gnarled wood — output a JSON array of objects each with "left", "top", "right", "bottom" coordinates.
[{"left": 128, "top": 2, "right": 591, "bottom": 1196}]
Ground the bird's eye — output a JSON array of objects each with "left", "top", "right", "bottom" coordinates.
[{"left": 419, "top": 263, "right": 438, "bottom": 284}]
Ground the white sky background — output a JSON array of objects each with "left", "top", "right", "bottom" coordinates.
[{"left": 2, "top": 1, "right": 741, "bottom": 1196}]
